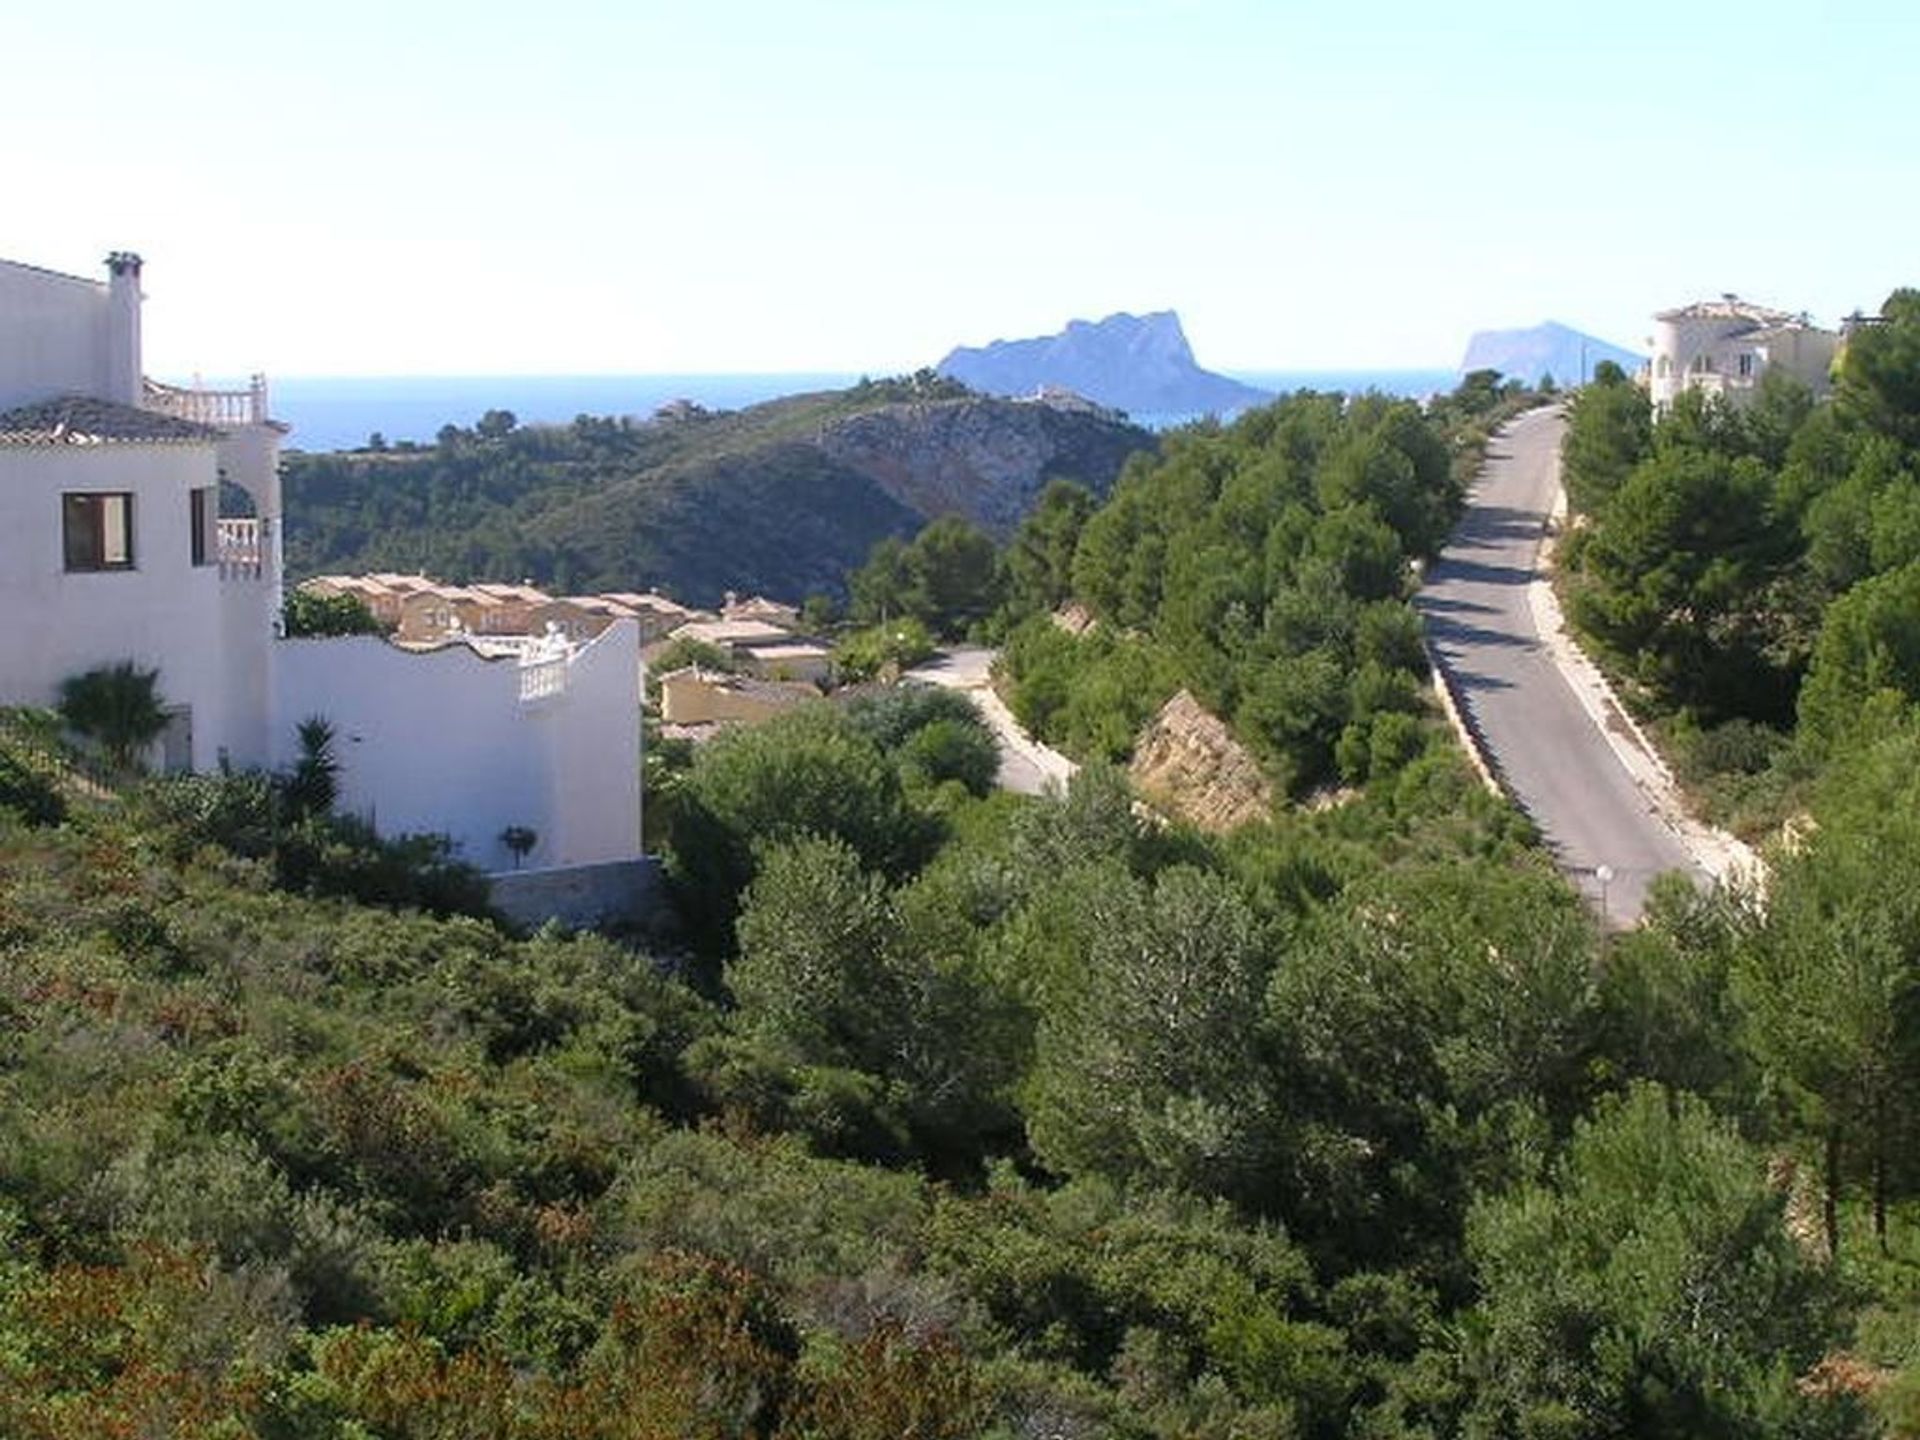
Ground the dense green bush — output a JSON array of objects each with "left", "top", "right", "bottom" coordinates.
[
  {"left": 0, "top": 712, "right": 68, "bottom": 826},
  {"left": 995, "top": 386, "right": 1475, "bottom": 793}
]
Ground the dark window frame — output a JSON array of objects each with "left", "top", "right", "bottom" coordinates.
[
  {"left": 62, "top": 492, "right": 136, "bottom": 572},
  {"left": 190, "top": 486, "right": 213, "bottom": 567}
]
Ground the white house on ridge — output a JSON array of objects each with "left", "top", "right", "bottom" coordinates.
[{"left": 1648, "top": 295, "right": 1839, "bottom": 412}]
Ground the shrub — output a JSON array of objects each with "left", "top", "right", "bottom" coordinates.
[
  {"left": 57, "top": 661, "right": 169, "bottom": 773},
  {"left": 283, "top": 589, "right": 390, "bottom": 637},
  {"left": 0, "top": 716, "right": 67, "bottom": 826}
]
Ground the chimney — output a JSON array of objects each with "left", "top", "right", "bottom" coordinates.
[{"left": 104, "top": 251, "right": 143, "bottom": 406}]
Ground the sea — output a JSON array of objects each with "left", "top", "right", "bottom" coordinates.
[{"left": 211, "top": 369, "right": 1461, "bottom": 455}]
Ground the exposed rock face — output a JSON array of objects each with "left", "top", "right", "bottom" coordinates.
[
  {"left": 1128, "top": 689, "right": 1274, "bottom": 833},
  {"left": 1051, "top": 601, "right": 1097, "bottom": 635},
  {"left": 937, "top": 311, "right": 1271, "bottom": 417},
  {"left": 817, "top": 396, "right": 1155, "bottom": 537},
  {"left": 1458, "top": 321, "right": 1644, "bottom": 386}
]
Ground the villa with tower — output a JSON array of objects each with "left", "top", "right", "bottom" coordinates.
[{"left": 1646, "top": 294, "right": 1840, "bottom": 412}]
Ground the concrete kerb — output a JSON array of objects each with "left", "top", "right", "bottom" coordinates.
[
  {"left": 973, "top": 683, "right": 1079, "bottom": 792},
  {"left": 1422, "top": 637, "right": 1503, "bottom": 798}
]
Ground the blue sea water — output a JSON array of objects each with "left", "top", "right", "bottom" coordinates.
[
  {"left": 259, "top": 374, "right": 860, "bottom": 454},
  {"left": 222, "top": 368, "right": 1462, "bottom": 454}
]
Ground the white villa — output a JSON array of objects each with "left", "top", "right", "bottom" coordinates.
[
  {"left": 0, "top": 251, "right": 646, "bottom": 921},
  {"left": 1648, "top": 295, "right": 1839, "bottom": 412}
]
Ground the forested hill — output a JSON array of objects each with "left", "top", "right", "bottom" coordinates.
[{"left": 280, "top": 375, "right": 1155, "bottom": 604}]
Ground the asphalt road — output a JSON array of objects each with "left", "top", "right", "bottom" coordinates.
[{"left": 1416, "top": 406, "right": 1701, "bottom": 925}]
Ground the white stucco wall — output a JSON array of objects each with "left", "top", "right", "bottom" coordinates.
[
  {"left": 0, "top": 441, "right": 264, "bottom": 770},
  {"left": 1650, "top": 315, "right": 1736, "bottom": 408},
  {"left": 537, "top": 620, "right": 643, "bottom": 866},
  {"left": 0, "top": 261, "right": 115, "bottom": 412},
  {"left": 1762, "top": 328, "right": 1838, "bottom": 399},
  {"left": 271, "top": 622, "right": 641, "bottom": 873},
  {"left": 214, "top": 422, "right": 286, "bottom": 766},
  {"left": 216, "top": 424, "right": 284, "bottom": 521}
]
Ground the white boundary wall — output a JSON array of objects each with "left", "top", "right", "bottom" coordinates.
[{"left": 272, "top": 621, "right": 641, "bottom": 873}]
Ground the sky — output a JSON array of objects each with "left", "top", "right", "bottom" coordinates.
[{"left": 9, "top": 0, "right": 1918, "bottom": 377}]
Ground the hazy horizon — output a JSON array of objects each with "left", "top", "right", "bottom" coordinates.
[{"left": 242, "top": 364, "right": 1462, "bottom": 452}]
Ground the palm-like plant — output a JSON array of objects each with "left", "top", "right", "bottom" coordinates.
[
  {"left": 282, "top": 716, "right": 341, "bottom": 819},
  {"left": 57, "top": 662, "right": 168, "bottom": 774},
  {"left": 500, "top": 825, "right": 538, "bottom": 869}
]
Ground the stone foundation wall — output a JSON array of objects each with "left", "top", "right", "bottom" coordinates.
[{"left": 488, "top": 857, "right": 664, "bottom": 932}]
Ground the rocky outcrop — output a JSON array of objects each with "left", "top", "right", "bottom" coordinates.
[
  {"left": 1128, "top": 690, "right": 1274, "bottom": 833},
  {"left": 1458, "top": 321, "right": 1644, "bottom": 386},
  {"left": 938, "top": 311, "right": 1271, "bottom": 417},
  {"left": 817, "top": 396, "right": 1155, "bottom": 537}
]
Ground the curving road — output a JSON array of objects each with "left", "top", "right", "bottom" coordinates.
[
  {"left": 906, "top": 647, "right": 1079, "bottom": 796},
  {"left": 1416, "top": 407, "right": 1702, "bottom": 925}
]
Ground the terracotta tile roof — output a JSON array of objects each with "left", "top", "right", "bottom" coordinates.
[
  {"left": 601, "top": 590, "right": 694, "bottom": 615},
  {"left": 368, "top": 573, "right": 439, "bottom": 593},
  {"left": 657, "top": 666, "right": 818, "bottom": 705},
  {"left": 0, "top": 396, "right": 222, "bottom": 446},
  {"left": 562, "top": 595, "right": 642, "bottom": 618},
  {"left": 670, "top": 618, "right": 792, "bottom": 647},
  {"left": 746, "top": 643, "right": 831, "bottom": 660},
  {"left": 1655, "top": 297, "right": 1801, "bottom": 327},
  {"left": 304, "top": 575, "right": 399, "bottom": 598},
  {"left": 472, "top": 582, "right": 552, "bottom": 604}
]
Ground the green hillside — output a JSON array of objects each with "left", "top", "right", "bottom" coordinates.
[
  {"left": 282, "top": 376, "right": 1156, "bottom": 604},
  {"left": 8, "top": 661, "right": 1916, "bottom": 1435}
]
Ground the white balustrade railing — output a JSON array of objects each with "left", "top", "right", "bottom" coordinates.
[
  {"left": 519, "top": 656, "right": 568, "bottom": 702},
  {"left": 144, "top": 374, "right": 270, "bottom": 427},
  {"left": 217, "top": 518, "right": 262, "bottom": 579}
]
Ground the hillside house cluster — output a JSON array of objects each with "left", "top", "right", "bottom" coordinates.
[
  {"left": 0, "top": 252, "right": 645, "bottom": 922},
  {"left": 303, "top": 574, "right": 701, "bottom": 649},
  {"left": 302, "top": 574, "right": 834, "bottom": 690}
]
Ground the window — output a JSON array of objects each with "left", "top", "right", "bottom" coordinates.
[
  {"left": 189, "top": 487, "right": 213, "bottom": 566},
  {"left": 63, "top": 493, "right": 134, "bottom": 571},
  {"left": 1737, "top": 352, "right": 1755, "bottom": 379}
]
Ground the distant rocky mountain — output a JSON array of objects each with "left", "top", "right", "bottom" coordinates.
[
  {"left": 1459, "top": 322, "right": 1645, "bottom": 386},
  {"left": 282, "top": 379, "right": 1156, "bottom": 607},
  {"left": 938, "top": 311, "right": 1271, "bottom": 417}
]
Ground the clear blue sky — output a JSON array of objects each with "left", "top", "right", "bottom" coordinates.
[{"left": 12, "top": 0, "right": 1917, "bottom": 376}]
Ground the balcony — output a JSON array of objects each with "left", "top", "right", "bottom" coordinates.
[
  {"left": 517, "top": 629, "right": 575, "bottom": 702},
  {"left": 518, "top": 655, "right": 568, "bottom": 702},
  {"left": 143, "top": 374, "right": 271, "bottom": 429},
  {"left": 217, "top": 518, "right": 262, "bottom": 579}
]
